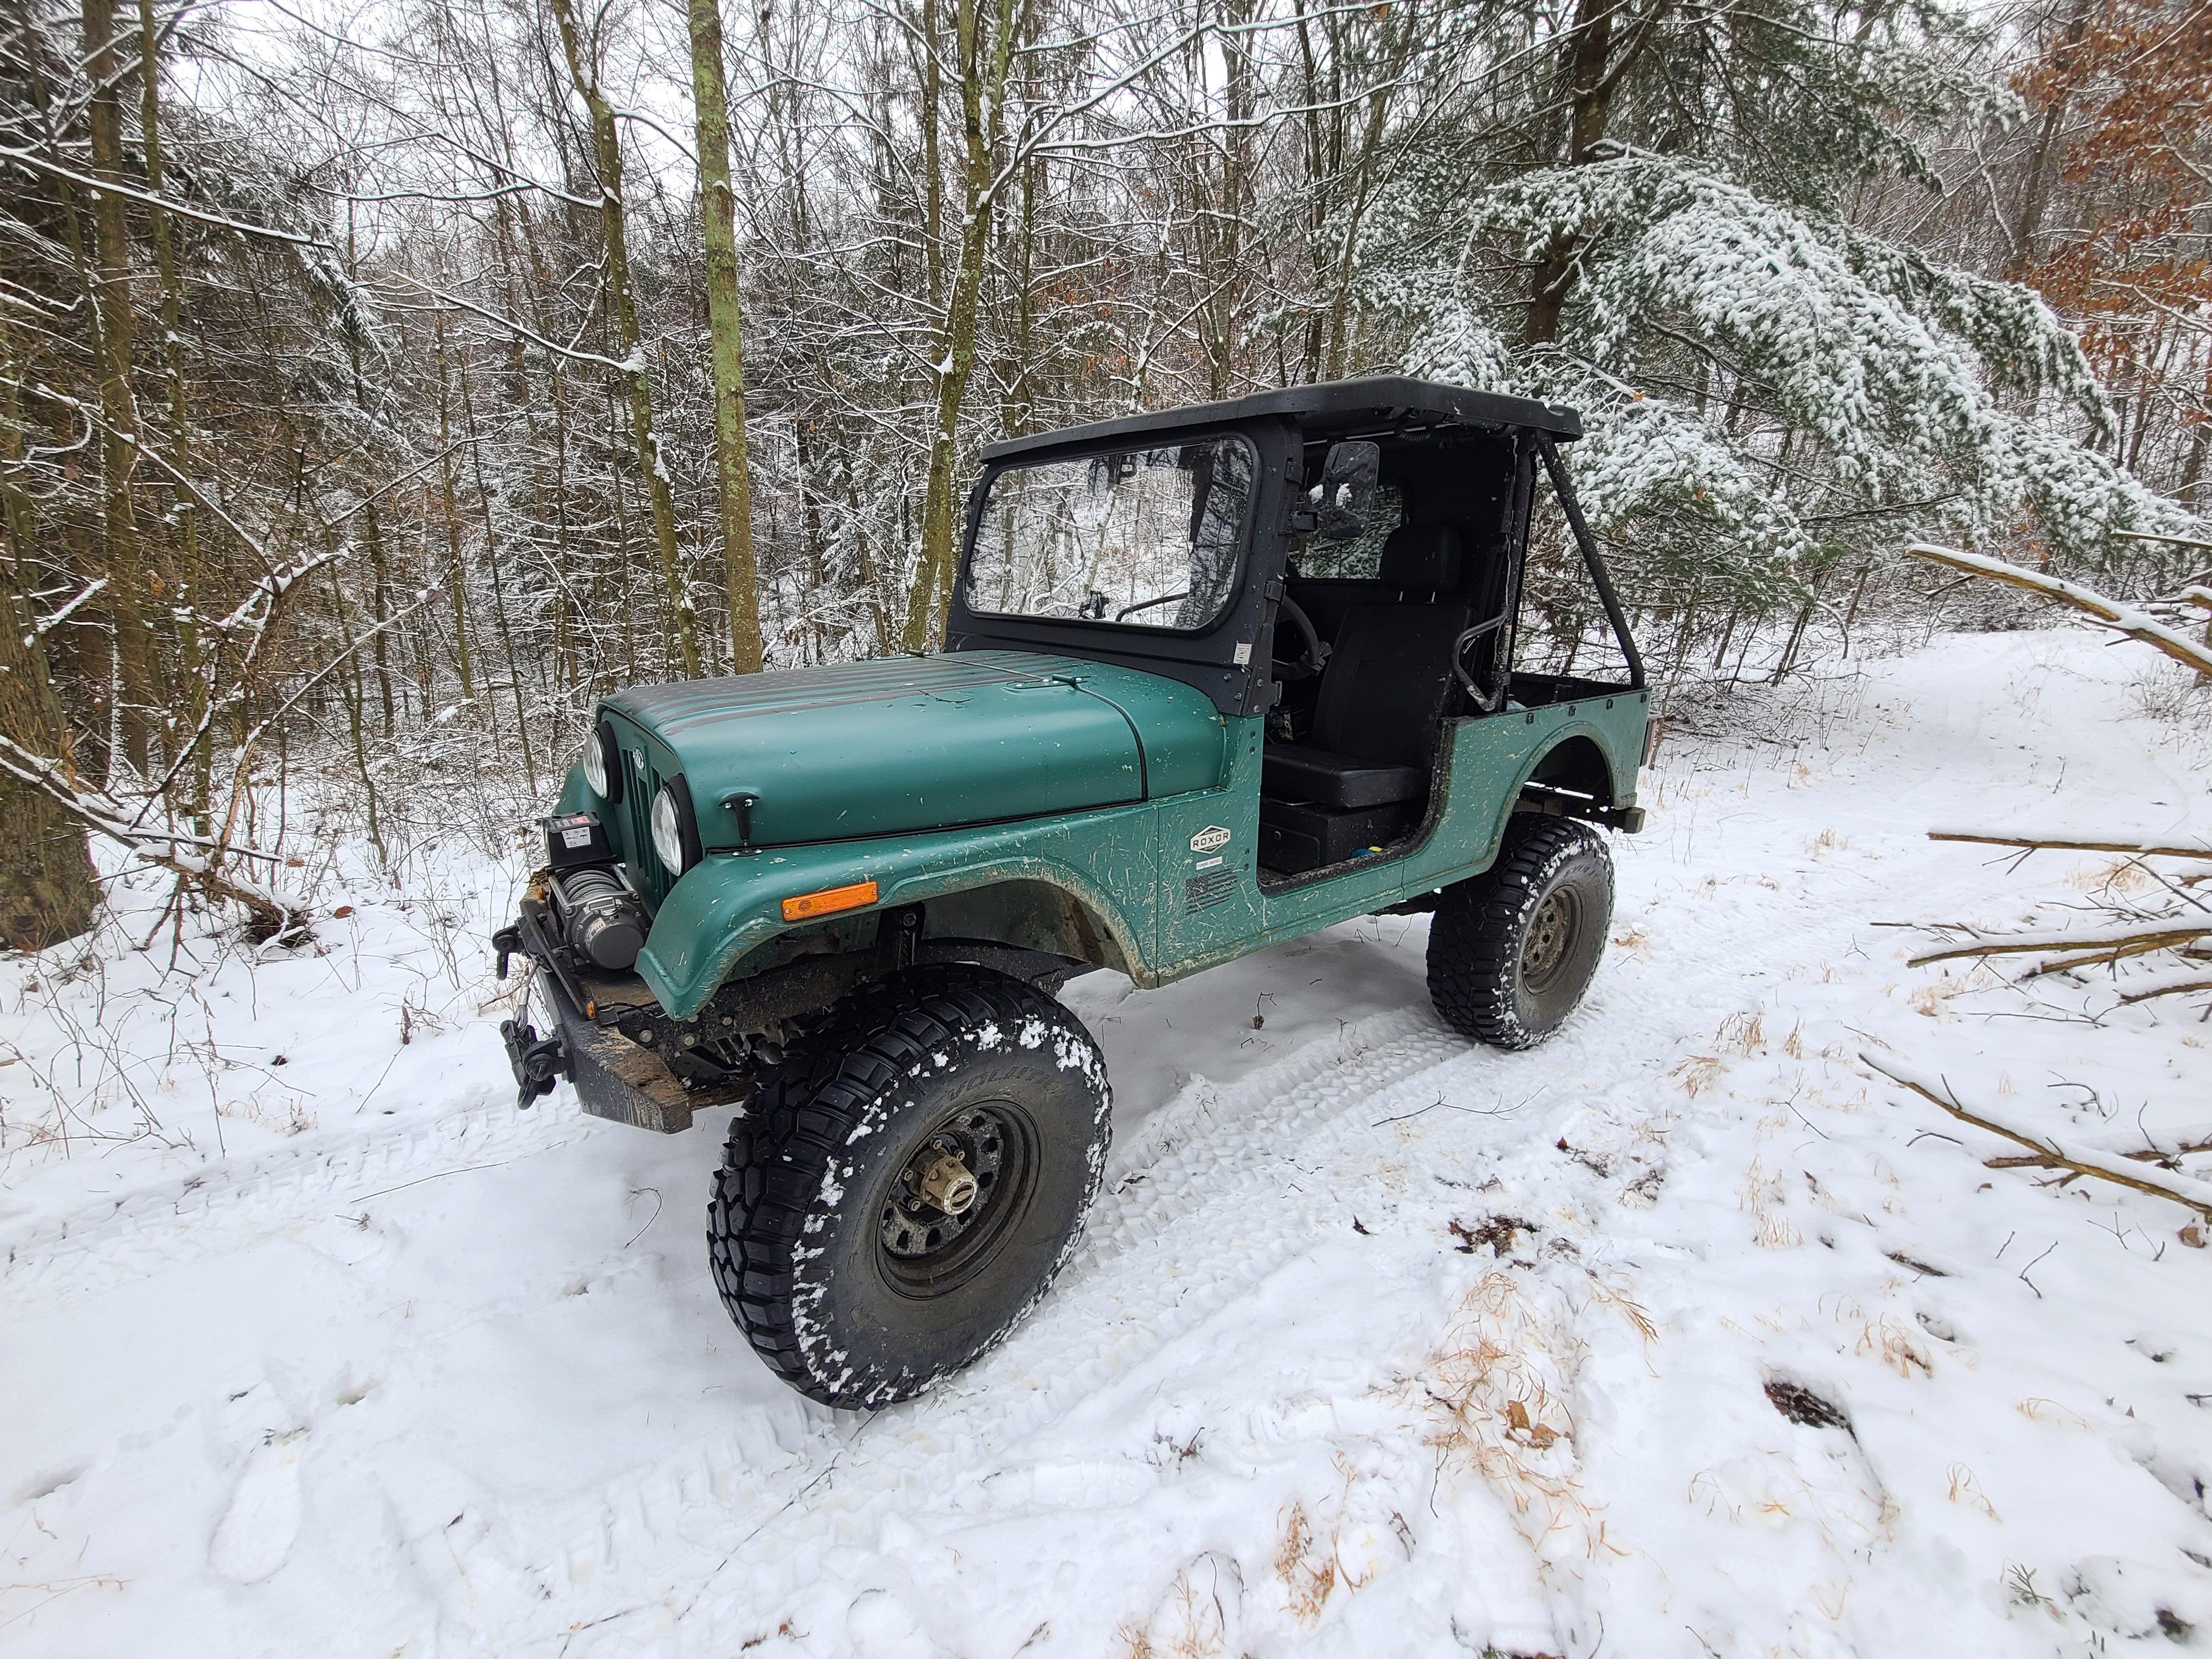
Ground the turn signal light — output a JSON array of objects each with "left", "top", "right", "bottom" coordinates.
[{"left": 781, "top": 878, "right": 879, "bottom": 922}]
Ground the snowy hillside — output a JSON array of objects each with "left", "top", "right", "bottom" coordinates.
[{"left": 4, "top": 627, "right": 2209, "bottom": 1658}]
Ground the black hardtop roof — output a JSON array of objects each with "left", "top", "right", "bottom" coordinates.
[{"left": 979, "top": 375, "right": 1581, "bottom": 463}]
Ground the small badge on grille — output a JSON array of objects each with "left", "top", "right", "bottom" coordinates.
[{"left": 1189, "top": 825, "right": 1232, "bottom": 855}]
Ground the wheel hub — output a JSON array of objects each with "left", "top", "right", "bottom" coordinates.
[
  {"left": 911, "top": 1146, "right": 979, "bottom": 1215},
  {"left": 880, "top": 1107, "right": 1007, "bottom": 1259},
  {"left": 1522, "top": 888, "right": 1577, "bottom": 989}
]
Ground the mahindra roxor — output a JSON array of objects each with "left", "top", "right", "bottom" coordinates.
[{"left": 496, "top": 377, "right": 1651, "bottom": 1408}]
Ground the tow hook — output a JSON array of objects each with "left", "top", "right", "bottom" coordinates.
[
  {"left": 492, "top": 922, "right": 522, "bottom": 980},
  {"left": 501, "top": 1018, "right": 569, "bottom": 1109}
]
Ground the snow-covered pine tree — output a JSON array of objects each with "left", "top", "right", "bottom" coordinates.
[{"left": 1355, "top": 0, "right": 2195, "bottom": 673}]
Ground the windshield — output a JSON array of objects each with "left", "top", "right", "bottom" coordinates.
[{"left": 963, "top": 435, "right": 1256, "bottom": 631}]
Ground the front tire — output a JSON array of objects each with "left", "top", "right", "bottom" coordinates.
[
  {"left": 1427, "top": 816, "right": 1613, "bottom": 1049},
  {"left": 708, "top": 966, "right": 1110, "bottom": 1409}
]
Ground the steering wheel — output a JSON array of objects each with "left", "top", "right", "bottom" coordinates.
[{"left": 1272, "top": 595, "right": 1329, "bottom": 681}]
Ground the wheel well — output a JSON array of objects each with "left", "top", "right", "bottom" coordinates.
[
  {"left": 1525, "top": 735, "right": 1615, "bottom": 807},
  {"left": 920, "top": 879, "right": 1130, "bottom": 977}
]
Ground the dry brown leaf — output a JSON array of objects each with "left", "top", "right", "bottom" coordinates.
[{"left": 1505, "top": 1399, "right": 1559, "bottom": 1448}]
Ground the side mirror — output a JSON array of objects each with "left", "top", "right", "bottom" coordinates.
[{"left": 1312, "top": 441, "right": 1380, "bottom": 540}]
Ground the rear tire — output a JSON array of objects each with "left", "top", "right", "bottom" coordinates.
[
  {"left": 1427, "top": 816, "right": 1613, "bottom": 1049},
  {"left": 708, "top": 965, "right": 1110, "bottom": 1409}
]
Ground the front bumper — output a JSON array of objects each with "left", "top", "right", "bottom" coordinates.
[{"left": 494, "top": 897, "right": 724, "bottom": 1134}]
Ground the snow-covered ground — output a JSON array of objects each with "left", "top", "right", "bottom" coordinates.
[{"left": 4, "top": 628, "right": 2209, "bottom": 1659}]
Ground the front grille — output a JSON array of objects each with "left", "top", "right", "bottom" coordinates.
[{"left": 599, "top": 714, "right": 671, "bottom": 910}]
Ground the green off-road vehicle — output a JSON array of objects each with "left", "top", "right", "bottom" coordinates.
[{"left": 496, "top": 377, "right": 1650, "bottom": 1408}]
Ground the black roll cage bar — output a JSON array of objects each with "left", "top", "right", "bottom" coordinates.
[{"left": 1535, "top": 433, "right": 1647, "bottom": 691}]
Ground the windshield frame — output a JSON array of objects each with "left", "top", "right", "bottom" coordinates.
[
  {"left": 957, "top": 429, "right": 1262, "bottom": 638},
  {"left": 945, "top": 414, "right": 1298, "bottom": 721}
]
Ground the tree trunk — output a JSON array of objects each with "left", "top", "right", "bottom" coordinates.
[
  {"left": 548, "top": 0, "right": 702, "bottom": 677},
  {"left": 1200, "top": 0, "right": 1256, "bottom": 399},
  {"left": 137, "top": 0, "right": 211, "bottom": 830},
  {"left": 686, "top": 0, "right": 764, "bottom": 673},
  {"left": 431, "top": 309, "right": 477, "bottom": 701},
  {"left": 1523, "top": 0, "right": 1626, "bottom": 346},
  {"left": 901, "top": 0, "right": 1019, "bottom": 652},
  {"left": 2008, "top": 0, "right": 2093, "bottom": 278},
  {"left": 0, "top": 312, "right": 101, "bottom": 948},
  {"left": 79, "top": 0, "right": 161, "bottom": 773}
]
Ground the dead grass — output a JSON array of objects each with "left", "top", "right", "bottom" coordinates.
[
  {"left": 1717, "top": 1011, "right": 1767, "bottom": 1056},
  {"left": 1741, "top": 1157, "right": 1804, "bottom": 1249},
  {"left": 1274, "top": 1501, "right": 1337, "bottom": 1626},
  {"left": 1120, "top": 1553, "right": 1240, "bottom": 1658},
  {"left": 1854, "top": 1315, "right": 1934, "bottom": 1379},
  {"left": 1947, "top": 1462, "right": 2000, "bottom": 1519},
  {"left": 1672, "top": 1054, "right": 1725, "bottom": 1097},
  {"left": 2070, "top": 857, "right": 2157, "bottom": 895},
  {"left": 1404, "top": 1271, "right": 1597, "bottom": 1567}
]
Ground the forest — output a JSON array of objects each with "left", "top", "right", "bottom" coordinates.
[{"left": 0, "top": 0, "right": 2205, "bottom": 938}]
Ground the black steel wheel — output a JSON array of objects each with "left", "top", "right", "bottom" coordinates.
[
  {"left": 1427, "top": 815, "right": 1613, "bottom": 1049},
  {"left": 708, "top": 965, "right": 1110, "bottom": 1409}
]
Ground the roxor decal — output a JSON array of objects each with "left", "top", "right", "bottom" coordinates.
[{"left": 1190, "top": 825, "right": 1232, "bottom": 855}]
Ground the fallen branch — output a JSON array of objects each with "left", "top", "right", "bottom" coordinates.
[
  {"left": 147, "top": 853, "right": 306, "bottom": 946},
  {"left": 0, "top": 737, "right": 305, "bottom": 942},
  {"left": 1903, "top": 544, "right": 2212, "bottom": 677},
  {"left": 1987, "top": 1136, "right": 2212, "bottom": 1171},
  {"left": 1864, "top": 1055, "right": 2212, "bottom": 1220},
  {"left": 2117, "top": 974, "right": 2212, "bottom": 1007},
  {"left": 1927, "top": 830, "right": 2212, "bottom": 863},
  {"left": 1908, "top": 925, "right": 2212, "bottom": 968}
]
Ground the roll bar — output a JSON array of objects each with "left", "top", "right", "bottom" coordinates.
[{"left": 1535, "top": 434, "right": 1646, "bottom": 690}]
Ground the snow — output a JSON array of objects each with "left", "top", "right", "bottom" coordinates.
[{"left": 6, "top": 627, "right": 2212, "bottom": 1657}]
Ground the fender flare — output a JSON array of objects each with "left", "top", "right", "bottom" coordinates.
[{"left": 641, "top": 848, "right": 1154, "bottom": 1019}]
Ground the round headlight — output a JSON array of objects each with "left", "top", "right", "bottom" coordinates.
[
  {"left": 585, "top": 721, "right": 623, "bottom": 802},
  {"left": 651, "top": 784, "right": 688, "bottom": 874}
]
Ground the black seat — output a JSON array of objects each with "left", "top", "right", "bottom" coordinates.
[{"left": 1262, "top": 524, "right": 1472, "bottom": 811}]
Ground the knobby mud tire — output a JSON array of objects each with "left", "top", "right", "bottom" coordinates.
[
  {"left": 708, "top": 965, "right": 1111, "bottom": 1410},
  {"left": 1427, "top": 816, "right": 1614, "bottom": 1050}
]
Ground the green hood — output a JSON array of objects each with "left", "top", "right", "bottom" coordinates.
[{"left": 595, "top": 651, "right": 1225, "bottom": 874}]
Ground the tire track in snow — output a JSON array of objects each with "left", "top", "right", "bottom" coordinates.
[
  {"left": 0, "top": 1089, "right": 592, "bottom": 1313},
  {"left": 451, "top": 1006, "right": 1543, "bottom": 1648}
]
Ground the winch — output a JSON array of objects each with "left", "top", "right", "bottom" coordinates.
[{"left": 540, "top": 812, "right": 648, "bottom": 971}]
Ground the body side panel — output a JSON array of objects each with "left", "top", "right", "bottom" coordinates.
[
  {"left": 1151, "top": 692, "right": 1646, "bottom": 979},
  {"left": 616, "top": 688, "right": 1641, "bottom": 1016}
]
